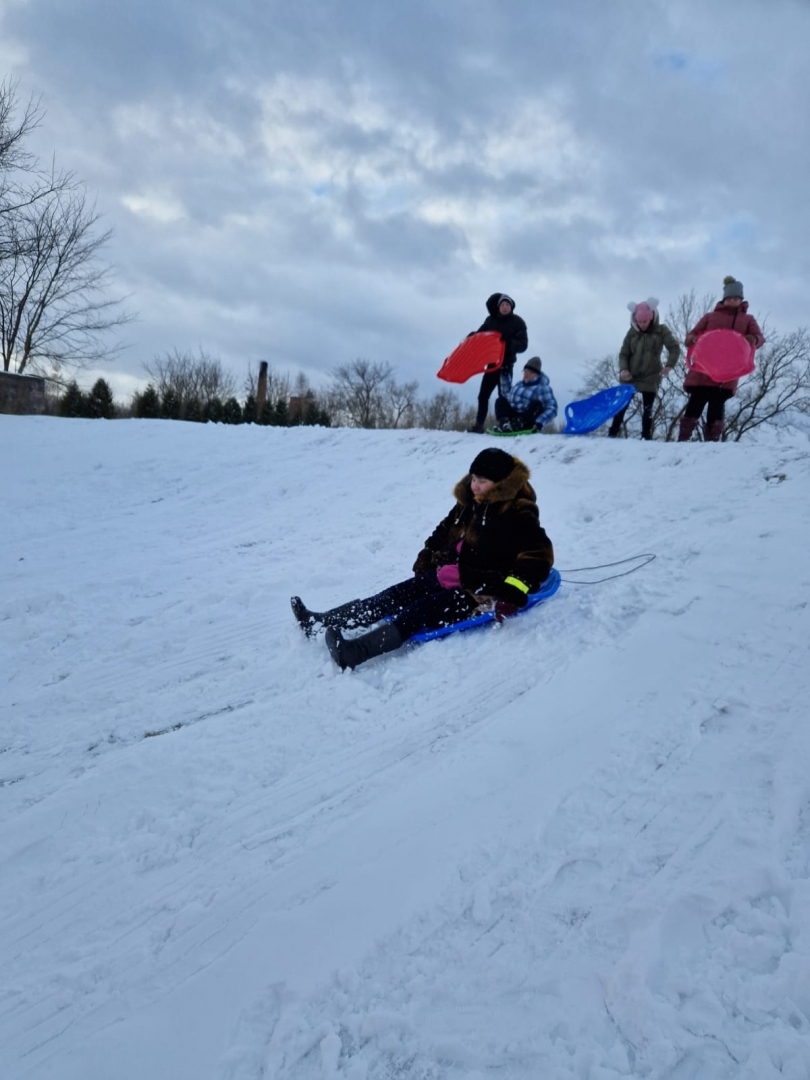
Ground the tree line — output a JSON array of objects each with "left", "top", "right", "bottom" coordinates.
[
  {"left": 53, "top": 302, "right": 810, "bottom": 439},
  {"left": 53, "top": 349, "right": 480, "bottom": 431}
]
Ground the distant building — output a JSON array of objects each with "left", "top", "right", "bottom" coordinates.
[{"left": 0, "top": 371, "right": 47, "bottom": 415}]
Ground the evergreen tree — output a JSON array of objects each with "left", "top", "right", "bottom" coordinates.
[
  {"left": 86, "top": 378, "right": 116, "bottom": 419},
  {"left": 184, "top": 396, "right": 204, "bottom": 422},
  {"left": 222, "top": 396, "right": 243, "bottom": 424},
  {"left": 274, "top": 398, "right": 289, "bottom": 426},
  {"left": 134, "top": 384, "right": 160, "bottom": 418},
  {"left": 60, "top": 380, "right": 87, "bottom": 418},
  {"left": 259, "top": 399, "right": 275, "bottom": 425},
  {"left": 242, "top": 394, "right": 257, "bottom": 424},
  {"left": 161, "top": 387, "right": 181, "bottom": 419},
  {"left": 204, "top": 396, "right": 224, "bottom": 423}
]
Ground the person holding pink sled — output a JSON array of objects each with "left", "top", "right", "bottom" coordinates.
[{"left": 679, "top": 276, "right": 765, "bottom": 442}]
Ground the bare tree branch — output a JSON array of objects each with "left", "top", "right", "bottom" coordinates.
[
  {"left": 328, "top": 359, "right": 396, "bottom": 428},
  {"left": 1, "top": 82, "right": 132, "bottom": 375},
  {"left": 144, "top": 348, "right": 237, "bottom": 406}
]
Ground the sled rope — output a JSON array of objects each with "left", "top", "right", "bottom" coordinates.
[{"left": 558, "top": 553, "right": 656, "bottom": 585}]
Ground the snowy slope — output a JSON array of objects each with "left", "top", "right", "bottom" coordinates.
[{"left": 2, "top": 417, "right": 810, "bottom": 1080}]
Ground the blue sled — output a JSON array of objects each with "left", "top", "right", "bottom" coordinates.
[
  {"left": 407, "top": 567, "right": 562, "bottom": 644},
  {"left": 564, "top": 385, "right": 635, "bottom": 435}
]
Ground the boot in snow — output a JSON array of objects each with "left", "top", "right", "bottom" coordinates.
[
  {"left": 641, "top": 411, "right": 653, "bottom": 440},
  {"left": 325, "top": 623, "right": 404, "bottom": 670},
  {"left": 677, "top": 416, "right": 700, "bottom": 442},
  {"left": 291, "top": 596, "right": 364, "bottom": 637},
  {"left": 704, "top": 420, "right": 724, "bottom": 443}
]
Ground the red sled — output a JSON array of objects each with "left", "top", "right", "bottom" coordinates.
[
  {"left": 437, "top": 332, "right": 505, "bottom": 384},
  {"left": 686, "top": 329, "right": 755, "bottom": 383}
]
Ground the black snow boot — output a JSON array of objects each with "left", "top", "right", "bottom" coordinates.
[
  {"left": 291, "top": 596, "right": 365, "bottom": 638},
  {"left": 325, "top": 623, "right": 404, "bottom": 670}
]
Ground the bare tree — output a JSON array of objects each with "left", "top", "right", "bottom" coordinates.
[
  {"left": 0, "top": 79, "right": 40, "bottom": 212},
  {"left": 1, "top": 186, "right": 131, "bottom": 375},
  {"left": 414, "top": 389, "right": 476, "bottom": 431},
  {"left": 328, "top": 359, "right": 395, "bottom": 428},
  {"left": 0, "top": 82, "right": 131, "bottom": 375},
  {"left": 144, "top": 348, "right": 237, "bottom": 408},
  {"left": 725, "top": 328, "right": 810, "bottom": 440},
  {"left": 381, "top": 378, "right": 419, "bottom": 428},
  {"left": 663, "top": 288, "right": 716, "bottom": 345}
]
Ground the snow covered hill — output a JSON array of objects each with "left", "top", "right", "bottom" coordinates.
[{"left": 2, "top": 417, "right": 810, "bottom": 1080}]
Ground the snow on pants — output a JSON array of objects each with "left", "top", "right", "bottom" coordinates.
[{"left": 352, "top": 572, "right": 479, "bottom": 641}]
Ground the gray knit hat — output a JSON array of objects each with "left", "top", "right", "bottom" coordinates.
[
  {"left": 723, "top": 276, "right": 744, "bottom": 300},
  {"left": 523, "top": 356, "right": 542, "bottom": 374}
]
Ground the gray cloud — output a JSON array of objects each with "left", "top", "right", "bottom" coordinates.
[{"left": 2, "top": 0, "right": 808, "bottom": 407}]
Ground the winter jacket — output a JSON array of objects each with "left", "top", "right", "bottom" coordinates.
[
  {"left": 499, "top": 369, "right": 558, "bottom": 429},
  {"left": 684, "top": 301, "right": 765, "bottom": 394},
  {"left": 619, "top": 314, "right": 681, "bottom": 394},
  {"left": 412, "top": 458, "right": 554, "bottom": 608},
  {"left": 475, "top": 293, "right": 528, "bottom": 372}
]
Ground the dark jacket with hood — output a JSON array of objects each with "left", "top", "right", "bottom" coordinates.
[
  {"left": 475, "top": 293, "right": 528, "bottom": 372},
  {"left": 684, "top": 300, "right": 765, "bottom": 393},
  {"left": 412, "top": 458, "right": 554, "bottom": 608},
  {"left": 619, "top": 311, "right": 681, "bottom": 394}
]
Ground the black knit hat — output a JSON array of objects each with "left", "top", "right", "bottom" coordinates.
[{"left": 469, "top": 448, "right": 514, "bottom": 483}]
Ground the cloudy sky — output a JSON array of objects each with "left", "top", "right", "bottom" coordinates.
[{"left": 1, "top": 0, "right": 808, "bottom": 406}]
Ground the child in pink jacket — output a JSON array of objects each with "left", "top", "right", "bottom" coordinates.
[{"left": 679, "top": 276, "right": 765, "bottom": 442}]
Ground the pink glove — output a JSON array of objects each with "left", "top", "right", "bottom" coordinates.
[
  {"left": 436, "top": 564, "right": 461, "bottom": 589},
  {"left": 619, "top": 370, "right": 632, "bottom": 383}
]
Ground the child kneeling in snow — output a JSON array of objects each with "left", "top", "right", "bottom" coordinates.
[
  {"left": 490, "top": 356, "right": 558, "bottom": 434},
  {"left": 291, "top": 448, "right": 554, "bottom": 670}
]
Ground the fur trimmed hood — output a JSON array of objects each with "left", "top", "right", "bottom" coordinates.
[{"left": 453, "top": 456, "right": 538, "bottom": 513}]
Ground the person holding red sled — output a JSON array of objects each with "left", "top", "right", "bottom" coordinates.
[{"left": 467, "top": 293, "right": 528, "bottom": 433}]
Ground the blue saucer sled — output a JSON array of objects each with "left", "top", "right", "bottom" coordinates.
[
  {"left": 563, "top": 385, "right": 635, "bottom": 435},
  {"left": 407, "top": 567, "right": 561, "bottom": 644}
]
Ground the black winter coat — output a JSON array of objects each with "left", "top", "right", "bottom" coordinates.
[
  {"left": 476, "top": 293, "right": 528, "bottom": 372},
  {"left": 413, "top": 458, "right": 554, "bottom": 608}
]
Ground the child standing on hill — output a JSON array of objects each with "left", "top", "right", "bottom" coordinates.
[
  {"left": 608, "top": 299, "right": 680, "bottom": 440},
  {"left": 467, "top": 293, "right": 528, "bottom": 433},
  {"left": 679, "top": 276, "right": 765, "bottom": 442}
]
